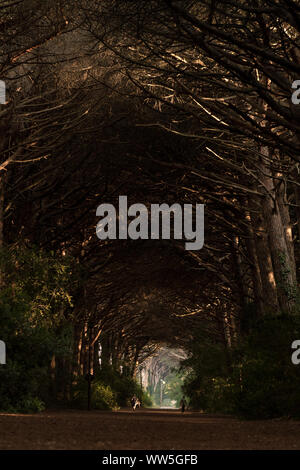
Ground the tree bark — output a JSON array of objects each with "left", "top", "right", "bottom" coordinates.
[
  {"left": 276, "top": 174, "right": 297, "bottom": 284},
  {"left": 244, "top": 213, "right": 264, "bottom": 317},
  {"left": 258, "top": 147, "right": 296, "bottom": 312},
  {"left": 247, "top": 195, "right": 280, "bottom": 314}
]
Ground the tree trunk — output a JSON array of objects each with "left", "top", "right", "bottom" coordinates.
[
  {"left": 247, "top": 195, "right": 280, "bottom": 314},
  {"left": 259, "top": 148, "right": 296, "bottom": 311},
  {"left": 276, "top": 174, "right": 297, "bottom": 283},
  {"left": 100, "top": 334, "right": 110, "bottom": 369},
  {"left": 244, "top": 213, "right": 264, "bottom": 316},
  {"left": 294, "top": 181, "right": 300, "bottom": 247}
]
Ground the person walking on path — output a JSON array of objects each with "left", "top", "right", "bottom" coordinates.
[
  {"left": 131, "top": 395, "right": 140, "bottom": 411},
  {"left": 180, "top": 396, "right": 187, "bottom": 413}
]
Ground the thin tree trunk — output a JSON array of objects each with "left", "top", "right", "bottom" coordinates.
[
  {"left": 232, "top": 236, "right": 249, "bottom": 311},
  {"left": 244, "top": 212, "right": 264, "bottom": 316}
]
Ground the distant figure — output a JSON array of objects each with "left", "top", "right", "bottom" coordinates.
[
  {"left": 135, "top": 398, "right": 141, "bottom": 409},
  {"left": 180, "top": 396, "right": 187, "bottom": 413},
  {"left": 131, "top": 395, "right": 140, "bottom": 411}
]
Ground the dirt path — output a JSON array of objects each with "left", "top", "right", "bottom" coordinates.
[{"left": 1, "top": 408, "right": 300, "bottom": 450}]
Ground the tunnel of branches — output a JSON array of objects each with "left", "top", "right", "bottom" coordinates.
[{"left": 0, "top": 0, "right": 299, "bottom": 402}]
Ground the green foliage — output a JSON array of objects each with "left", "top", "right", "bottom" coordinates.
[
  {"left": 149, "top": 370, "right": 186, "bottom": 408},
  {"left": 162, "top": 371, "right": 186, "bottom": 407},
  {"left": 96, "top": 365, "right": 152, "bottom": 408},
  {"left": 182, "top": 311, "right": 300, "bottom": 419},
  {"left": 16, "top": 396, "right": 46, "bottom": 414},
  {"left": 92, "top": 383, "right": 119, "bottom": 410},
  {"left": 0, "top": 246, "right": 75, "bottom": 412},
  {"left": 181, "top": 328, "right": 229, "bottom": 411},
  {"left": 183, "top": 374, "right": 235, "bottom": 414},
  {"left": 72, "top": 376, "right": 119, "bottom": 410},
  {"left": 228, "top": 312, "right": 300, "bottom": 419},
  {"left": 71, "top": 366, "right": 152, "bottom": 410}
]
